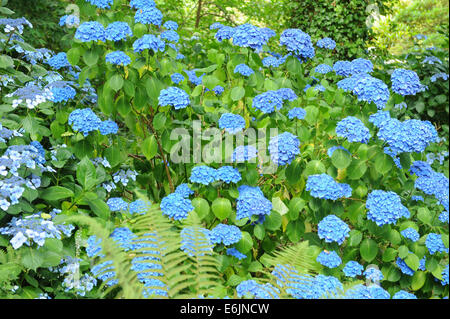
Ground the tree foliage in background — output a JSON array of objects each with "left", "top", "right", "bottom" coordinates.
[{"left": 286, "top": 0, "right": 392, "bottom": 59}]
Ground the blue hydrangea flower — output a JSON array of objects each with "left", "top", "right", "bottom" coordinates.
[
  {"left": 316, "top": 251, "right": 341, "bottom": 268},
  {"left": 333, "top": 60, "right": 352, "bottom": 77},
  {"left": 280, "top": 29, "right": 315, "bottom": 60},
  {"left": 439, "top": 210, "right": 449, "bottom": 224},
  {"left": 425, "top": 233, "right": 449, "bottom": 255},
  {"left": 209, "top": 224, "right": 242, "bottom": 245},
  {"left": 288, "top": 107, "right": 306, "bottom": 120},
  {"left": 105, "top": 51, "right": 131, "bottom": 66},
  {"left": 430, "top": 72, "right": 449, "bottom": 82},
  {"left": 318, "top": 215, "right": 350, "bottom": 245},
  {"left": 396, "top": 257, "right": 415, "bottom": 276},
  {"left": 175, "top": 183, "right": 194, "bottom": 198},
  {"left": 129, "top": 199, "right": 152, "bottom": 215},
  {"left": 236, "top": 280, "right": 280, "bottom": 299},
  {"left": 441, "top": 265, "right": 449, "bottom": 286},
  {"left": 210, "top": 22, "right": 224, "bottom": 30},
  {"left": 231, "top": 145, "right": 258, "bottom": 162},
  {"left": 306, "top": 174, "right": 352, "bottom": 200},
  {"left": 316, "top": 37, "right": 336, "bottom": 50},
  {"left": 234, "top": 64, "right": 254, "bottom": 77},
  {"left": 184, "top": 70, "right": 204, "bottom": 86},
  {"left": 68, "top": 108, "right": 102, "bottom": 136},
  {"left": 343, "top": 261, "right": 364, "bottom": 278},
  {"left": 160, "top": 192, "right": 194, "bottom": 220},
  {"left": 336, "top": 116, "right": 371, "bottom": 144},
  {"left": 231, "top": 23, "right": 268, "bottom": 51},
  {"left": 215, "top": 26, "right": 234, "bottom": 42},
  {"left": 277, "top": 88, "right": 297, "bottom": 101},
  {"left": 48, "top": 83, "right": 76, "bottom": 103},
  {"left": 213, "top": 85, "right": 224, "bottom": 95},
  {"left": 180, "top": 227, "right": 213, "bottom": 257},
  {"left": 336, "top": 73, "right": 370, "bottom": 92},
  {"left": 75, "top": 21, "right": 106, "bottom": 42},
  {"left": 158, "top": 87, "right": 190, "bottom": 109},
  {"left": 59, "top": 14, "right": 80, "bottom": 27},
  {"left": 350, "top": 58, "right": 373, "bottom": 75},
  {"left": 107, "top": 197, "right": 129, "bottom": 212},
  {"left": 190, "top": 166, "right": 217, "bottom": 185},
  {"left": 99, "top": 120, "right": 119, "bottom": 135},
  {"left": 163, "top": 20, "right": 178, "bottom": 30},
  {"left": 364, "top": 267, "right": 384, "bottom": 283},
  {"left": 401, "top": 228, "right": 420, "bottom": 242},
  {"left": 170, "top": 73, "right": 184, "bottom": 84},
  {"left": 415, "top": 170, "right": 448, "bottom": 212},
  {"left": 216, "top": 166, "right": 242, "bottom": 183},
  {"left": 369, "top": 110, "right": 391, "bottom": 128},
  {"left": 218, "top": 113, "right": 246, "bottom": 134},
  {"left": 105, "top": 22, "right": 132, "bottom": 41},
  {"left": 262, "top": 56, "right": 286, "bottom": 68},
  {"left": 133, "top": 34, "right": 165, "bottom": 53},
  {"left": 268, "top": 132, "right": 300, "bottom": 166},
  {"left": 47, "top": 52, "right": 71, "bottom": 70},
  {"left": 85, "top": 0, "right": 112, "bottom": 9},
  {"left": 366, "top": 190, "right": 410, "bottom": 226},
  {"left": 252, "top": 90, "right": 284, "bottom": 114},
  {"left": 352, "top": 76, "right": 390, "bottom": 109},
  {"left": 161, "top": 30, "right": 179, "bottom": 43},
  {"left": 135, "top": 6, "right": 163, "bottom": 26},
  {"left": 130, "top": 0, "right": 156, "bottom": 9},
  {"left": 391, "top": 69, "right": 424, "bottom": 96},
  {"left": 315, "top": 64, "right": 333, "bottom": 74},
  {"left": 226, "top": 248, "right": 247, "bottom": 260},
  {"left": 236, "top": 185, "right": 272, "bottom": 220},
  {"left": 392, "top": 290, "right": 417, "bottom": 299}
]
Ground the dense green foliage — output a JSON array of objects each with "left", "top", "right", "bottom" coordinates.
[{"left": 0, "top": 0, "right": 448, "bottom": 299}]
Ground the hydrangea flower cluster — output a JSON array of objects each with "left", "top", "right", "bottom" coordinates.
[
  {"left": 366, "top": 190, "right": 410, "bottom": 226},
  {"left": 184, "top": 70, "right": 204, "bottom": 86},
  {"left": 170, "top": 73, "right": 185, "bottom": 84},
  {"left": 160, "top": 192, "right": 194, "bottom": 220},
  {"left": 85, "top": 0, "right": 113, "bottom": 9},
  {"left": 0, "top": 17, "right": 33, "bottom": 34},
  {"left": 268, "top": 132, "right": 300, "bottom": 166},
  {"left": 107, "top": 197, "right": 129, "bottom": 212},
  {"left": 226, "top": 248, "right": 247, "bottom": 260},
  {"left": 105, "top": 21, "right": 132, "bottom": 41},
  {"left": 316, "top": 37, "right": 336, "bottom": 50},
  {"left": 231, "top": 145, "right": 258, "bottom": 162},
  {"left": 414, "top": 169, "right": 449, "bottom": 212},
  {"left": 130, "top": 0, "right": 156, "bottom": 9},
  {"left": 396, "top": 257, "right": 415, "bottom": 276},
  {"left": 364, "top": 267, "right": 384, "bottom": 283},
  {"left": 216, "top": 166, "right": 242, "bottom": 184},
  {"left": 344, "top": 284, "right": 390, "bottom": 299},
  {"left": 352, "top": 76, "right": 390, "bottom": 109},
  {"left": 336, "top": 73, "right": 370, "bottom": 92},
  {"left": 213, "top": 85, "right": 224, "bottom": 95},
  {"left": 134, "top": 6, "right": 163, "bottom": 26},
  {"left": 441, "top": 265, "right": 449, "bottom": 286},
  {"left": 252, "top": 90, "right": 283, "bottom": 114},
  {"left": 215, "top": 26, "right": 235, "bottom": 42},
  {"left": 306, "top": 174, "right": 352, "bottom": 200},
  {"left": 189, "top": 166, "right": 217, "bottom": 185},
  {"left": 0, "top": 211, "right": 74, "bottom": 249},
  {"left": 391, "top": 69, "right": 424, "bottom": 96},
  {"left": 209, "top": 224, "right": 242, "bottom": 245},
  {"left": 105, "top": 51, "right": 131, "bottom": 66},
  {"left": 47, "top": 52, "right": 71, "bottom": 70},
  {"left": 56, "top": 257, "right": 97, "bottom": 296},
  {"left": 392, "top": 290, "right": 417, "bottom": 299},
  {"left": 236, "top": 185, "right": 272, "bottom": 220},
  {"left": 236, "top": 280, "right": 280, "bottom": 299},
  {"left": 75, "top": 21, "right": 106, "bottom": 42},
  {"left": 59, "top": 15, "right": 80, "bottom": 28},
  {"left": 401, "top": 228, "right": 420, "bottom": 242},
  {"left": 288, "top": 107, "right": 306, "bottom": 120},
  {"left": 231, "top": 23, "right": 272, "bottom": 51},
  {"left": 7, "top": 84, "right": 53, "bottom": 109},
  {"left": 158, "top": 87, "right": 190, "bottom": 109},
  {"left": 234, "top": 64, "right": 254, "bottom": 77},
  {"left": 112, "top": 169, "right": 137, "bottom": 187},
  {"left": 133, "top": 34, "right": 165, "bottom": 53},
  {"left": 343, "top": 261, "right": 364, "bottom": 277},
  {"left": 317, "top": 215, "right": 350, "bottom": 245},
  {"left": 161, "top": 30, "right": 179, "bottom": 43},
  {"left": 218, "top": 113, "right": 246, "bottom": 134},
  {"left": 315, "top": 64, "right": 333, "bottom": 74},
  {"left": 163, "top": 20, "right": 178, "bottom": 30},
  {"left": 316, "top": 251, "right": 342, "bottom": 268},
  {"left": 262, "top": 56, "right": 287, "bottom": 68},
  {"left": 369, "top": 110, "right": 391, "bottom": 128},
  {"left": 425, "top": 233, "right": 449, "bottom": 255},
  {"left": 336, "top": 116, "right": 371, "bottom": 144},
  {"left": 350, "top": 58, "right": 373, "bottom": 75},
  {"left": 68, "top": 108, "right": 118, "bottom": 136},
  {"left": 333, "top": 60, "right": 352, "bottom": 77},
  {"left": 280, "top": 29, "right": 315, "bottom": 60},
  {"left": 175, "top": 183, "right": 194, "bottom": 198},
  {"left": 47, "top": 81, "right": 76, "bottom": 103},
  {"left": 430, "top": 72, "right": 449, "bottom": 82}
]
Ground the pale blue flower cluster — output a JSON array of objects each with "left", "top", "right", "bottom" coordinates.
[
  {"left": 105, "top": 22, "right": 132, "bottom": 41},
  {"left": 364, "top": 267, "right": 384, "bottom": 282},
  {"left": 236, "top": 185, "right": 272, "bottom": 220},
  {"left": 316, "top": 37, "right": 336, "bottom": 50},
  {"left": 158, "top": 87, "right": 190, "bottom": 109},
  {"left": 190, "top": 166, "right": 217, "bottom": 185},
  {"left": 75, "top": 21, "right": 106, "bottom": 42},
  {"left": 216, "top": 166, "right": 242, "bottom": 184},
  {"left": 317, "top": 215, "right": 350, "bottom": 245},
  {"left": 345, "top": 284, "right": 390, "bottom": 299},
  {"left": 47, "top": 81, "right": 76, "bottom": 103},
  {"left": 209, "top": 224, "right": 242, "bottom": 245},
  {"left": 85, "top": 0, "right": 112, "bottom": 9},
  {"left": 161, "top": 30, "right": 179, "bottom": 43},
  {"left": 336, "top": 116, "right": 371, "bottom": 143},
  {"left": 160, "top": 192, "right": 194, "bottom": 220},
  {"left": 316, "top": 251, "right": 342, "bottom": 268},
  {"left": 107, "top": 197, "right": 129, "bottom": 212},
  {"left": 425, "top": 233, "right": 449, "bottom": 255},
  {"left": 59, "top": 15, "right": 79, "bottom": 28},
  {"left": 430, "top": 72, "right": 449, "bottom": 82},
  {"left": 268, "top": 132, "right": 300, "bottom": 166},
  {"left": 68, "top": 108, "right": 118, "bottom": 136},
  {"left": 392, "top": 290, "right": 417, "bottom": 299},
  {"left": 181, "top": 227, "right": 213, "bottom": 257},
  {"left": 231, "top": 145, "right": 258, "bottom": 162},
  {"left": 234, "top": 64, "right": 254, "bottom": 77},
  {"left": 391, "top": 69, "right": 424, "bottom": 96},
  {"left": 396, "top": 257, "right": 415, "bottom": 276},
  {"left": 306, "top": 174, "right": 352, "bottom": 200},
  {"left": 219, "top": 113, "right": 246, "bottom": 134},
  {"left": 352, "top": 76, "right": 390, "bottom": 109},
  {"left": 401, "top": 228, "right": 420, "bottom": 242},
  {"left": 236, "top": 280, "right": 280, "bottom": 299},
  {"left": 135, "top": 6, "right": 163, "bottom": 26},
  {"left": 105, "top": 51, "right": 131, "bottom": 66},
  {"left": 184, "top": 70, "right": 204, "bottom": 86},
  {"left": 213, "top": 85, "right": 224, "bottom": 95},
  {"left": 171, "top": 73, "right": 184, "bottom": 84},
  {"left": 226, "top": 248, "right": 247, "bottom": 260},
  {"left": 47, "top": 52, "right": 71, "bottom": 70},
  {"left": 315, "top": 64, "right": 333, "bottom": 74},
  {"left": 262, "top": 56, "right": 287, "bottom": 68},
  {"left": 163, "top": 21, "right": 178, "bottom": 30},
  {"left": 333, "top": 60, "right": 352, "bottom": 77},
  {"left": 130, "top": 0, "right": 156, "bottom": 9},
  {"left": 231, "top": 23, "right": 272, "bottom": 51},
  {"left": 350, "top": 58, "right": 373, "bottom": 75},
  {"left": 215, "top": 26, "right": 235, "bottom": 42},
  {"left": 133, "top": 34, "right": 165, "bottom": 53},
  {"left": 343, "top": 261, "right": 364, "bottom": 277},
  {"left": 441, "top": 265, "right": 449, "bottom": 286},
  {"left": 366, "top": 190, "right": 410, "bottom": 226},
  {"left": 280, "top": 29, "right": 315, "bottom": 60},
  {"left": 8, "top": 84, "right": 53, "bottom": 109},
  {"left": 288, "top": 107, "right": 306, "bottom": 120},
  {"left": 175, "top": 183, "right": 194, "bottom": 198}
]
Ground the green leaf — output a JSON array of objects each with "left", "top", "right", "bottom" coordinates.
[
  {"left": 331, "top": 148, "right": 352, "bottom": 169},
  {"left": 86, "top": 197, "right": 110, "bottom": 220},
  {"left": 66, "top": 47, "right": 80, "bottom": 66},
  {"left": 286, "top": 220, "right": 304, "bottom": 243},
  {"left": 360, "top": 238, "right": 378, "bottom": 262},
  {"left": 348, "top": 230, "right": 362, "bottom": 247},
  {"left": 44, "top": 238, "right": 63, "bottom": 253},
  {"left": 417, "top": 207, "right": 432, "bottom": 225},
  {"left": 83, "top": 50, "right": 99, "bottom": 67},
  {"left": 235, "top": 231, "right": 253, "bottom": 253},
  {"left": 211, "top": 198, "right": 232, "bottom": 220},
  {"left": 254, "top": 224, "right": 265, "bottom": 240},
  {"left": 142, "top": 136, "right": 158, "bottom": 160},
  {"left": 76, "top": 157, "right": 97, "bottom": 190},
  {"left": 109, "top": 74, "right": 124, "bottom": 92},
  {"left": 347, "top": 159, "right": 367, "bottom": 180},
  {"left": 374, "top": 153, "right": 393, "bottom": 175},
  {"left": 382, "top": 248, "right": 398, "bottom": 262},
  {"left": 191, "top": 198, "right": 210, "bottom": 220},
  {"left": 0, "top": 55, "right": 14, "bottom": 69},
  {"left": 411, "top": 271, "right": 426, "bottom": 290},
  {"left": 153, "top": 113, "right": 167, "bottom": 131},
  {"left": 271, "top": 197, "right": 289, "bottom": 216},
  {"left": 398, "top": 245, "right": 409, "bottom": 259},
  {"left": 264, "top": 211, "right": 282, "bottom": 231},
  {"left": 404, "top": 253, "right": 420, "bottom": 271},
  {"left": 21, "top": 248, "right": 43, "bottom": 271},
  {"left": 40, "top": 186, "right": 74, "bottom": 201},
  {"left": 230, "top": 86, "right": 245, "bottom": 101}
]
